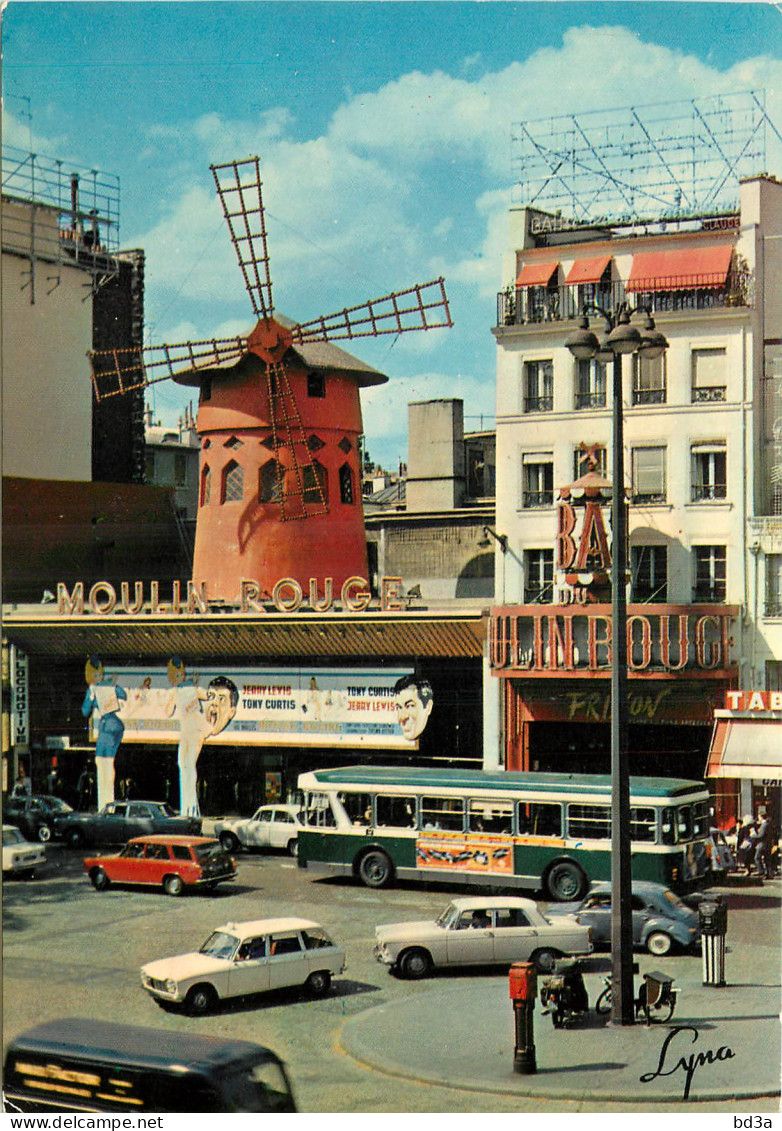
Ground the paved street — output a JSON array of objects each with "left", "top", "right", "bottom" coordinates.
[{"left": 3, "top": 846, "right": 780, "bottom": 1114}]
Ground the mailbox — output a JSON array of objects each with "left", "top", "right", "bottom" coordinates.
[{"left": 509, "top": 962, "right": 537, "bottom": 1002}]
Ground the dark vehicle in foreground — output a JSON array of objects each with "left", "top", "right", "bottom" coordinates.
[
  {"left": 53, "top": 799, "right": 201, "bottom": 847},
  {"left": 3, "top": 1017, "right": 296, "bottom": 1112},
  {"left": 3, "top": 794, "right": 74, "bottom": 842},
  {"left": 547, "top": 880, "right": 700, "bottom": 955},
  {"left": 84, "top": 835, "right": 237, "bottom": 896}
]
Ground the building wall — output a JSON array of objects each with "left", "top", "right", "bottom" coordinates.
[
  {"left": 406, "top": 399, "right": 467, "bottom": 511},
  {"left": 365, "top": 511, "right": 494, "bottom": 601}
]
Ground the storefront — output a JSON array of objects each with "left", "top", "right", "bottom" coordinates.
[{"left": 706, "top": 690, "right": 782, "bottom": 832}]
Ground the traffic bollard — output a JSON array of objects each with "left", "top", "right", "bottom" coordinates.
[{"left": 509, "top": 961, "right": 537, "bottom": 1074}]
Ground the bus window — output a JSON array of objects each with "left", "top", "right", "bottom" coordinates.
[
  {"left": 677, "top": 805, "right": 693, "bottom": 841},
  {"left": 630, "top": 807, "right": 657, "bottom": 843},
  {"left": 692, "top": 800, "right": 710, "bottom": 837},
  {"left": 661, "top": 807, "right": 676, "bottom": 844},
  {"left": 421, "top": 796, "right": 464, "bottom": 832},
  {"left": 376, "top": 795, "right": 417, "bottom": 829},
  {"left": 339, "top": 792, "right": 373, "bottom": 826},
  {"left": 304, "top": 793, "right": 337, "bottom": 828},
  {"left": 517, "top": 801, "right": 562, "bottom": 837},
  {"left": 567, "top": 804, "right": 610, "bottom": 840},
  {"left": 468, "top": 800, "right": 513, "bottom": 834}
]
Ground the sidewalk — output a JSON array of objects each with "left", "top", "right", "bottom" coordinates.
[{"left": 341, "top": 934, "right": 781, "bottom": 1103}]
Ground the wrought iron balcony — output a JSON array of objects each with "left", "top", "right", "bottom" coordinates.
[
  {"left": 632, "top": 387, "right": 666, "bottom": 406},
  {"left": 693, "top": 584, "right": 726, "bottom": 602},
  {"left": 692, "top": 386, "right": 727, "bottom": 403},
  {"left": 522, "top": 491, "right": 554, "bottom": 509},
  {"left": 692, "top": 484, "right": 727, "bottom": 502},
  {"left": 523, "top": 395, "right": 554, "bottom": 413},
  {"left": 575, "top": 390, "right": 606, "bottom": 410}
]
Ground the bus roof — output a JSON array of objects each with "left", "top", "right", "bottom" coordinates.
[
  {"left": 5, "top": 1018, "right": 281, "bottom": 1073},
  {"left": 298, "top": 765, "right": 706, "bottom": 798}
]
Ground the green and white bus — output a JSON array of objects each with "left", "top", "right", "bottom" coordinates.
[{"left": 296, "top": 766, "right": 711, "bottom": 900}]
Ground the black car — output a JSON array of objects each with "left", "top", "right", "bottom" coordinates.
[
  {"left": 3, "top": 794, "right": 74, "bottom": 842},
  {"left": 53, "top": 800, "right": 201, "bottom": 848}
]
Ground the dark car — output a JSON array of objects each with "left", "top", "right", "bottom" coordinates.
[
  {"left": 83, "top": 835, "right": 237, "bottom": 896},
  {"left": 53, "top": 800, "right": 201, "bottom": 848},
  {"left": 547, "top": 880, "right": 700, "bottom": 956},
  {"left": 3, "top": 794, "right": 74, "bottom": 842}
]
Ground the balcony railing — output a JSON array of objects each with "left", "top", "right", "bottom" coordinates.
[
  {"left": 692, "top": 386, "right": 727, "bottom": 403},
  {"left": 693, "top": 584, "right": 726, "bottom": 602},
  {"left": 575, "top": 391, "right": 606, "bottom": 410},
  {"left": 524, "top": 585, "right": 555, "bottom": 604},
  {"left": 765, "top": 600, "right": 782, "bottom": 617},
  {"left": 692, "top": 484, "right": 727, "bottom": 502},
  {"left": 632, "top": 492, "right": 667, "bottom": 505},
  {"left": 632, "top": 387, "right": 666, "bottom": 406},
  {"left": 523, "top": 395, "right": 554, "bottom": 413},
  {"left": 522, "top": 491, "right": 554, "bottom": 508},
  {"left": 497, "top": 276, "right": 749, "bottom": 328}
]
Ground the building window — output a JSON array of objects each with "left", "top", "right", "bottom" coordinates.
[
  {"left": 259, "top": 459, "right": 282, "bottom": 504},
  {"left": 307, "top": 434, "right": 326, "bottom": 452},
  {"left": 691, "top": 443, "right": 727, "bottom": 501},
  {"left": 173, "top": 452, "right": 187, "bottom": 487},
  {"left": 307, "top": 372, "right": 326, "bottom": 398},
  {"left": 222, "top": 460, "right": 244, "bottom": 504},
  {"left": 145, "top": 451, "right": 155, "bottom": 481},
  {"left": 339, "top": 463, "right": 354, "bottom": 505},
  {"left": 766, "top": 554, "right": 782, "bottom": 617},
  {"left": 632, "top": 353, "right": 666, "bottom": 405},
  {"left": 200, "top": 464, "right": 211, "bottom": 506},
  {"left": 573, "top": 444, "right": 607, "bottom": 480},
  {"left": 574, "top": 359, "right": 607, "bottom": 409},
  {"left": 302, "top": 460, "right": 328, "bottom": 506},
  {"left": 631, "top": 545, "right": 667, "bottom": 602},
  {"left": 224, "top": 436, "right": 243, "bottom": 450},
  {"left": 524, "top": 549, "right": 554, "bottom": 604},
  {"left": 632, "top": 446, "right": 666, "bottom": 504},
  {"left": 523, "top": 360, "right": 553, "bottom": 413},
  {"left": 694, "top": 545, "right": 726, "bottom": 602},
  {"left": 522, "top": 454, "right": 554, "bottom": 508},
  {"left": 692, "top": 347, "right": 727, "bottom": 403}
]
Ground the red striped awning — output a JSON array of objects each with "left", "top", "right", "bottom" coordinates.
[
  {"left": 564, "top": 256, "right": 611, "bottom": 285},
  {"left": 626, "top": 245, "right": 733, "bottom": 292},
  {"left": 516, "top": 261, "right": 559, "bottom": 287},
  {"left": 707, "top": 718, "right": 782, "bottom": 780}
]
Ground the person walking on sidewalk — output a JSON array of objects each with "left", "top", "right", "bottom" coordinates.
[{"left": 751, "top": 809, "right": 773, "bottom": 879}]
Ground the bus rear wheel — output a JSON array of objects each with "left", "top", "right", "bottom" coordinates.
[
  {"left": 545, "top": 861, "right": 587, "bottom": 902},
  {"left": 358, "top": 850, "right": 393, "bottom": 889}
]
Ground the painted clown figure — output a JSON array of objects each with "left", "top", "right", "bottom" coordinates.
[
  {"left": 165, "top": 657, "right": 210, "bottom": 817},
  {"left": 82, "top": 656, "right": 127, "bottom": 810}
]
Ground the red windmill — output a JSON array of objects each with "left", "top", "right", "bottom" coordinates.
[{"left": 89, "top": 157, "right": 452, "bottom": 602}]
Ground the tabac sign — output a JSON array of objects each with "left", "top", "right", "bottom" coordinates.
[{"left": 489, "top": 605, "right": 738, "bottom": 679}]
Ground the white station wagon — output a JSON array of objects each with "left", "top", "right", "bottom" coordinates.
[
  {"left": 374, "top": 896, "right": 593, "bottom": 979},
  {"left": 141, "top": 917, "right": 345, "bottom": 1014},
  {"left": 214, "top": 804, "right": 303, "bottom": 856},
  {"left": 2, "top": 824, "right": 46, "bottom": 877}
]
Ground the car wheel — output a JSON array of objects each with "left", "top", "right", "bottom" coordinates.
[
  {"left": 90, "top": 867, "right": 110, "bottom": 891},
  {"left": 531, "top": 947, "right": 560, "bottom": 974},
  {"left": 646, "top": 930, "right": 673, "bottom": 956},
  {"left": 545, "top": 861, "right": 587, "bottom": 902},
  {"left": 358, "top": 849, "right": 393, "bottom": 889},
  {"left": 163, "top": 874, "right": 185, "bottom": 897},
  {"left": 220, "top": 831, "right": 239, "bottom": 853},
  {"left": 184, "top": 984, "right": 217, "bottom": 1016},
  {"left": 287, "top": 838, "right": 299, "bottom": 858},
  {"left": 398, "top": 948, "right": 433, "bottom": 980},
  {"left": 304, "top": 970, "right": 332, "bottom": 997},
  {"left": 37, "top": 825, "right": 52, "bottom": 843}
]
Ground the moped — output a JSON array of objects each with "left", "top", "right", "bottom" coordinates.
[{"left": 539, "top": 958, "right": 589, "bottom": 1028}]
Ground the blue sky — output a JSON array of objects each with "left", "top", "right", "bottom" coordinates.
[{"left": 3, "top": 1, "right": 781, "bottom": 468}]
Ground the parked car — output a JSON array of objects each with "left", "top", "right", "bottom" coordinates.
[
  {"left": 374, "top": 895, "right": 593, "bottom": 979},
  {"left": 53, "top": 800, "right": 201, "bottom": 847},
  {"left": 3, "top": 794, "right": 74, "bottom": 842},
  {"left": 141, "top": 917, "right": 346, "bottom": 1014},
  {"left": 214, "top": 804, "right": 303, "bottom": 856},
  {"left": 83, "top": 835, "right": 236, "bottom": 896},
  {"left": 2, "top": 824, "right": 47, "bottom": 877},
  {"left": 546, "top": 880, "right": 700, "bottom": 955}
]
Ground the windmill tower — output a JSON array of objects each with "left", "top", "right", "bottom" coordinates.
[{"left": 89, "top": 158, "right": 452, "bottom": 601}]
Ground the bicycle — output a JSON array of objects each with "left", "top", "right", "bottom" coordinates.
[{"left": 595, "top": 970, "right": 679, "bottom": 1024}]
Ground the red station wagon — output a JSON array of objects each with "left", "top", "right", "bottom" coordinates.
[{"left": 83, "top": 835, "right": 237, "bottom": 897}]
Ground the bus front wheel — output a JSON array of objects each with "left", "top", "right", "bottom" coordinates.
[
  {"left": 358, "top": 850, "right": 393, "bottom": 889},
  {"left": 545, "top": 860, "right": 587, "bottom": 902}
]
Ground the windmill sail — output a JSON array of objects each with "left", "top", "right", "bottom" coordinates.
[
  {"left": 211, "top": 157, "right": 274, "bottom": 321},
  {"left": 292, "top": 278, "right": 452, "bottom": 343}
]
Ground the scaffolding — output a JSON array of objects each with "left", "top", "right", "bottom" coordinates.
[
  {"left": 1, "top": 145, "right": 121, "bottom": 301},
  {"left": 512, "top": 90, "right": 782, "bottom": 228}
]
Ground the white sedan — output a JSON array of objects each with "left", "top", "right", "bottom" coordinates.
[
  {"left": 213, "top": 804, "right": 303, "bottom": 856},
  {"left": 141, "top": 917, "right": 346, "bottom": 1015},
  {"left": 374, "top": 896, "right": 593, "bottom": 979},
  {"left": 2, "top": 824, "right": 46, "bottom": 877}
]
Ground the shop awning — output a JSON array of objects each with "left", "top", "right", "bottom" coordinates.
[
  {"left": 626, "top": 245, "right": 733, "bottom": 292},
  {"left": 706, "top": 718, "right": 782, "bottom": 780},
  {"left": 564, "top": 256, "right": 611, "bottom": 286},
  {"left": 516, "top": 261, "right": 559, "bottom": 287}
]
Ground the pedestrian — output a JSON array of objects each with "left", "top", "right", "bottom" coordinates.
[
  {"left": 751, "top": 809, "right": 774, "bottom": 879},
  {"left": 11, "top": 766, "right": 32, "bottom": 797},
  {"left": 736, "top": 815, "right": 755, "bottom": 874}
]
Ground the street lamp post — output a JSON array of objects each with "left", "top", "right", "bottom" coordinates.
[{"left": 566, "top": 304, "right": 668, "bottom": 1025}]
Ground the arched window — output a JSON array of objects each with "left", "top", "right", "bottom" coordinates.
[
  {"left": 259, "top": 459, "right": 283, "bottom": 504},
  {"left": 302, "top": 460, "right": 328, "bottom": 506},
  {"left": 200, "top": 464, "right": 211, "bottom": 506},
  {"left": 222, "top": 460, "right": 244, "bottom": 504},
  {"left": 339, "top": 463, "right": 354, "bottom": 505}
]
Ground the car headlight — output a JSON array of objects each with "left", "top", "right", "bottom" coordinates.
[{"left": 165, "top": 979, "right": 178, "bottom": 995}]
